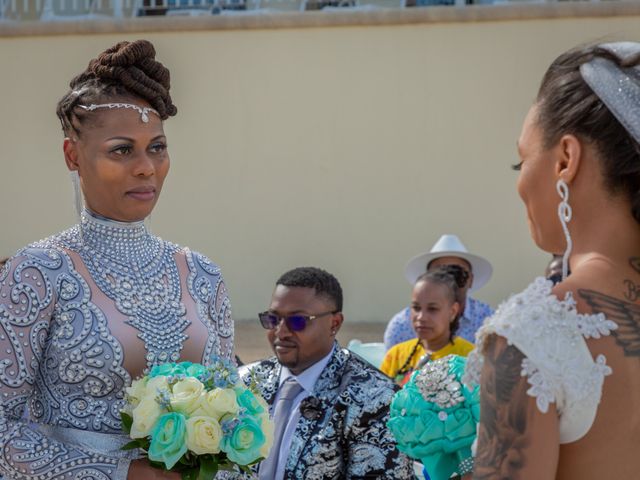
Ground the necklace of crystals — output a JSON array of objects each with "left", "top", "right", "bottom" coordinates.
[{"left": 59, "top": 210, "right": 190, "bottom": 371}]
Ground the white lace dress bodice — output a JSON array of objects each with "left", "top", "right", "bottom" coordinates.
[{"left": 463, "top": 277, "right": 617, "bottom": 443}]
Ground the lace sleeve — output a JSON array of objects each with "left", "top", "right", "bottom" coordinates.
[
  {"left": 186, "top": 250, "right": 234, "bottom": 362},
  {"left": 0, "top": 250, "right": 134, "bottom": 479},
  {"left": 463, "top": 278, "right": 616, "bottom": 443}
]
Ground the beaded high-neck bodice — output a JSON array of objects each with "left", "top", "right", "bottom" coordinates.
[
  {"left": 67, "top": 211, "right": 191, "bottom": 367},
  {"left": 0, "top": 212, "right": 233, "bottom": 479}
]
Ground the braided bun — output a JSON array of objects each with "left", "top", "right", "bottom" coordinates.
[{"left": 56, "top": 39, "right": 177, "bottom": 136}]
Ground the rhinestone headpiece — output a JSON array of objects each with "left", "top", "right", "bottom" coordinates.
[
  {"left": 77, "top": 103, "right": 160, "bottom": 123},
  {"left": 580, "top": 42, "right": 640, "bottom": 144}
]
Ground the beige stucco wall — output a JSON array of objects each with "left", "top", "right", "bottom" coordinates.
[{"left": 1, "top": 8, "right": 639, "bottom": 324}]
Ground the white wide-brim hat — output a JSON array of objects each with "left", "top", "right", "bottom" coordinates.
[{"left": 404, "top": 234, "right": 493, "bottom": 293}]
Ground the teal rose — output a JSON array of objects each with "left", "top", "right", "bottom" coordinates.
[
  {"left": 171, "top": 362, "right": 192, "bottom": 377},
  {"left": 185, "top": 363, "right": 208, "bottom": 379},
  {"left": 148, "top": 412, "right": 188, "bottom": 469},
  {"left": 443, "top": 409, "right": 477, "bottom": 451},
  {"left": 221, "top": 416, "right": 266, "bottom": 465},
  {"left": 235, "top": 387, "right": 265, "bottom": 416},
  {"left": 388, "top": 385, "right": 434, "bottom": 445},
  {"left": 150, "top": 363, "right": 177, "bottom": 378}
]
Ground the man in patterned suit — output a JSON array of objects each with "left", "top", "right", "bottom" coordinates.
[{"left": 243, "top": 266, "right": 413, "bottom": 480}]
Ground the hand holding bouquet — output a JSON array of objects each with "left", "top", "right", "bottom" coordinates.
[{"left": 121, "top": 357, "right": 273, "bottom": 479}]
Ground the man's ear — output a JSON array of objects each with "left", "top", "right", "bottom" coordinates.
[
  {"left": 555, "top": 133, "right": 581, "bottom": 184},
  {"left": 63, "top": 137, "right": 80, "bottom": 172},
  {"left": 330, "top": 312, "right": 344, "bottom": 336}
]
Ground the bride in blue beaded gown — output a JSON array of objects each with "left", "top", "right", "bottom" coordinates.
[{"left": 0, "top": 40, "right": 233, "bottom": 479}]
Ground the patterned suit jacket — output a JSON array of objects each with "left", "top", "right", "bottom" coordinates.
[{"left": 242, "top": 345, "right": 414, "bottom": 479}]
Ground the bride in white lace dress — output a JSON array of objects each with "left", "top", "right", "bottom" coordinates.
[{"left": 464, "top": 42, "right": 640, "bottom": 479}]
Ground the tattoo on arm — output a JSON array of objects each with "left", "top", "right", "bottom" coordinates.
[
  {"left": 579, "top": 287, "right": 640, "bottom": 357},
  {"left": 474, "top": 335, "right": 530, "bottom": 480}
]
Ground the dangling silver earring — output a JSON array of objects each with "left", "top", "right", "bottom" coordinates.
[
  {"left": 70, "top": 170, "right": 83, "bottom": 221},
  {"left": 556, "top": 179, "right": 573, "bottom": 281}
]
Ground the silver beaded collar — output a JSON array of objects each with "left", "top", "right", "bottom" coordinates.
[
  {"left": 66, "top": 209, "right": 190, "bottom": 370},
  {"left": 80, "top": 210, "right": 150, "bottom": 259}
]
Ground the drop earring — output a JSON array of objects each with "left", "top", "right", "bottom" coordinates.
[
  {"left": 556, "top": 179, "right": 573, "bottom": 281},
  {"left": 70, "top": 170, "right": 83, "bottom": 221}
]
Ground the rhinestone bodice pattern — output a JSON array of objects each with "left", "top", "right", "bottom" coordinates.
[
  {"left": 0, "top": 211, "right": 233, "bottom": 479},
  {"left": 60, "top": 212, "right": 190, "bottom": 368}
]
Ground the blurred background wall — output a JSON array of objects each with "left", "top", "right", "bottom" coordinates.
[{"left": 1, "top": 12, "right": 639, "bottom": 323}]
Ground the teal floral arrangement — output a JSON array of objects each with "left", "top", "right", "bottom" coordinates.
[
  {"left": 121, "top": 357, "right": 273, "bottom": 479},
  {"left": 387, "top": 354, "right": 479, "bottom": 480}
]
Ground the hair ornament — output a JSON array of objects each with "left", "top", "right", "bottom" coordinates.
[
  {"left": 77, "top": 103, "right": 160, "bottom": 123},
  {"left": 580, "top": 42, "right": 640, "bottom": 144},
  {"left": 71, "top": 87, "right": 89, "bottom": 97}
]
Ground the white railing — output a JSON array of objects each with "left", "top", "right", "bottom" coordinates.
[
  {"left": 1, "top": 0, "right": 138, "bottom": 19},
  {"left": 0, "top": 0, "right": 613, "bottom": 21}
]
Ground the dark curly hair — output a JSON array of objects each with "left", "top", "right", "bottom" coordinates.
[
  {"left": 536, "top": 43, "right": 640, "bottom": 224},
  {"left": 276, "top": 267, "right": 343, "bottom": 312},
  {"left": 56, "top": 39, "right": 177, "bottom": 137}
]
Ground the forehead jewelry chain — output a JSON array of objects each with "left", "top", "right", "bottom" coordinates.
[{"left": 78, "top": 103, "right": 160, "bottom": 123}]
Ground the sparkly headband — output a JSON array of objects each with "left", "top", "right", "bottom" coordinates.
[
  {"left": 579, "top": 42, "right": 640, "bottom": 144},
  {"left": 77, "top": 103, "right": 160, "bottom": 123}
]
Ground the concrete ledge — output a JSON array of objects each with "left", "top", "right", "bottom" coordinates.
[{"left": 1, "top": 1, "right": 639, "bottom": 36}]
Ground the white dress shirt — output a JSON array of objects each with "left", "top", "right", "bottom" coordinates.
[{"left": 273, "top": 346, "right": 335, "bottom": 480}]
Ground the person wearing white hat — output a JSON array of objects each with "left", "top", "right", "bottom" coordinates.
[{"left": 383, "top": 234, "right": 494, "bottom": 350}]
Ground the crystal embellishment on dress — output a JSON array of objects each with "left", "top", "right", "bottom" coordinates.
[
  {"left": 78, "top": 103, "right": 160, "bottom": 123},
  {"left": 58, "top": 210, "right": 190, "bottom": 371}
]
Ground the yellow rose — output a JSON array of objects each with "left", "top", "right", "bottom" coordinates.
[
  {"left": 194, "top": 388, "right": 239, "bottom": 421},
  {"left": 170, "top": 377, "right": 205, "bottom": 415},
  {"left": 185, "top": 416, "right": 223, "bottom": 455},
  {"left": 130, "top": 396, "right": 163, "bottom": 439},
  {"left": 258, "top": 412, "right": 274, "bottom": 459}
]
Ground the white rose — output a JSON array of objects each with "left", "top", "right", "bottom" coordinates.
[
  {"left": 185, "top": 416, "right": 223, "bottom": 455},
  {"left": 125, "top": 378, "right": 148, "bottom": 408},
  {"left": 130, "top": 396, "right": 162, "bottom": 439},
  {"left": 194, "top": 388, "right": 239, "bottom": 421},
  {"left": 145, "top": 376, "right": 170, "bottom": 398},
  {"left": 170, "top": 377, "right": 205, "bottom": 415}
]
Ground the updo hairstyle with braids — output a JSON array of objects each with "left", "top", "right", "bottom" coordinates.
[
  {"left": 535, "top": 44, "right": 640, "bottom": 224},
  {"left": 56, "top": 39, "right": 177, "bottom": 138},
  {"left": 415, "top": 266, "right": 465, "bottom": 342}
]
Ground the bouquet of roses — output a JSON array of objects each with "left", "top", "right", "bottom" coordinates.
[{"left": 121, "top": 356, "right": 273, "bottom": 479}]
